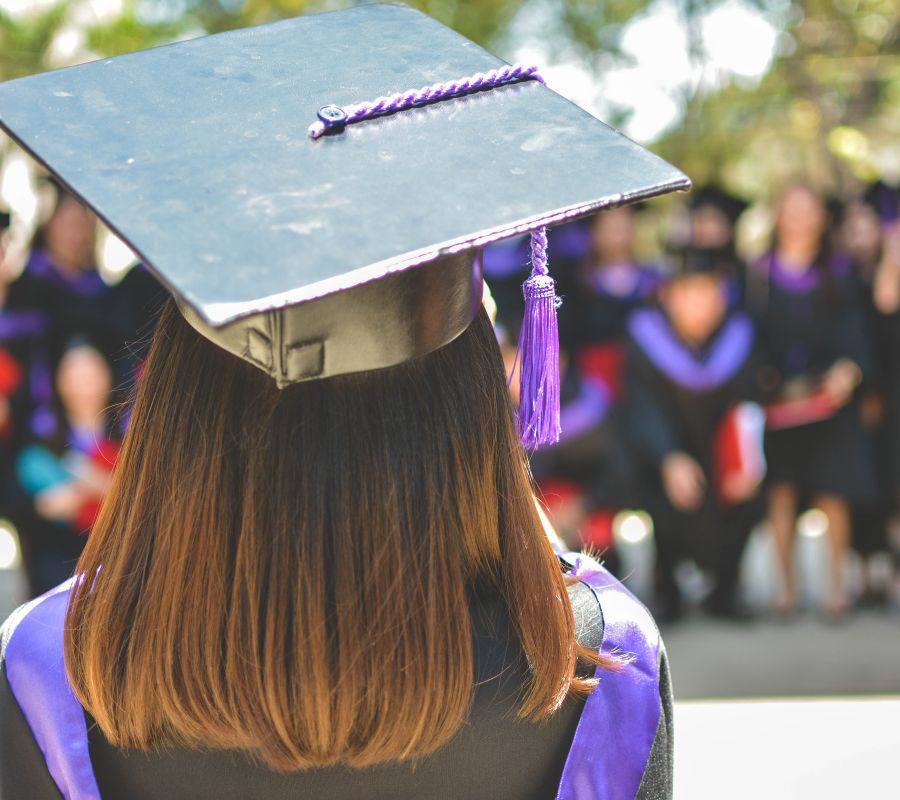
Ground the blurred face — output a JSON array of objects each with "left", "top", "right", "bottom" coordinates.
[
  {"left": 57, "top": 345, "right": 112, "bottom": 421},
  {"left": 775, "top": 185, "right": 827, "bottom": 250},
  {"left": 841, "top": 203, "right": 882, "bottom": 267},
  {"left": 691, "top": 205, "right": 733, "bottom": 249},
  {"left": 591, "top": 207, "right": 635, "bottom": 262},
  {"left": 662, "top": 274, "right": 728, "bottom": 344},
  {"left": 45, "top": 196, "right": 96, "bottom": 270}
]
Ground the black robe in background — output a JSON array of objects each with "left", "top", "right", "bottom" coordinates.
[
  {"left": 852, "top": 267, "right": 900, "bottom": 556},
  {"left": 6, "top": 252, "right": 167, "bottom": 396},
  {"left": 625, "top": 308, "right": 765, "bottom": 613},
  {"left": 746, "top": 253, "right": 876, "bottom": 503}
]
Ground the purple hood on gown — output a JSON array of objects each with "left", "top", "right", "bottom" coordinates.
[{"left": 2, "top": 553, "right": 661, "bottom": 800}]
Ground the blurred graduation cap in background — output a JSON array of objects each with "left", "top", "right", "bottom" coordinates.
[
  {"left": 0, "top": 3, "right": 689, "bottom": 445},
  {"left": 688, "top": 185, "right": 748, "bottom": 225}
]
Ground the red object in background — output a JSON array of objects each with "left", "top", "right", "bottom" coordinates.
[
  {"left": 576, "top": 343, "right": 626, "bottom": 402},
  {"left": 713, "top": 402, "right": 767, "bottom": 505},
  {"left": 0, "top": 346, "right": 22, "bottom": 396},
  {"left": 580, "top": 508, "right": 615, "bottom": 551},
  {"left": 0, "top": 346, "right": 23, "bottom": 439},
  {"left": 765, "top": 389, "right": 840, "bottom": 430},
  {"left": 73, "top": 439, "right": 122, "bottom": 533},
  {"left": 539, "top": 479, "right": 616, "bottom": 551}
]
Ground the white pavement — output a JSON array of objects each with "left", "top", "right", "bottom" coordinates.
[{"left": 675, "top": 698, "right": 900, "bottom": 799}]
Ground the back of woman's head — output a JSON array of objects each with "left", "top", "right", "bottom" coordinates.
[{"left": 65, "top": 299, "right": 598, "bottom": 771}]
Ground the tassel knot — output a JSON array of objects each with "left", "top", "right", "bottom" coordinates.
[{"left": 515, "top": 226, "right": 561, "bottom": 449}]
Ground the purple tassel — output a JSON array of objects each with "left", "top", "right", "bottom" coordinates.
[{"left": 516, "top": 226, "right": 561, "bottom": 448}]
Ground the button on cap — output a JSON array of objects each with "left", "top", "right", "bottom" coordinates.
[{"left": 317, "top": 105, "right": 348, "bottom": 126}]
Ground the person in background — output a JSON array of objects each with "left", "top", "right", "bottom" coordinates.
[
  {"left": 841, "top": 183, "right": 900, "bottom": 605},
  {"left": 0, "top": 208, "right": 22, "bottom": 520},
  {"left": 567, "top": 206, "right": 660, "bottom": 385},
  {"left": 625, "top": 246, "right": 765, "bottom": 622},
  {"left": 7, "top": 178, "right": 168, "bottom": 431},
  {"left": 486, "top": 209, "right": 655, "bottom": 560},
  {"left": 482, "top": 234, "right": 530, "bottom": 328},
  {"left": 0, "top": 208, "right": 14, "bottom": 441},
  {"left": 15, "top": 339, "right": 120, "bottom": 595},
  {"left": 747, "top": 184, "right": 875, "bottom": 619},
  {"left": 5, "top": 179, "right": 111, "bottom": 362},
  {"left": 688, "top": 186, "right": 747, "bottom": 252},
  {"left": 544, "top": 206, "right": 662, "bottom": 552},
  {"left": 498, "top": 318, "right": 621, "bottom": 571},
  {"left": 686, "top": 185, "right": 748, "bottom": 302},
  {"left": 1, "top": 208, "right": 54, "bottom": 534}
]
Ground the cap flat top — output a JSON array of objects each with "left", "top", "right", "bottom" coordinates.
[{"left": 0, "top": 3, "right": 689, "bottom": 325}]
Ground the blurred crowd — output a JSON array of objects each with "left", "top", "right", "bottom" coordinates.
[
  {"left": 488, "top": 180, "right": 900, "bottom": 624},
  {"left": 2, "top": 175, "right": 900, "bottom": 627},
  {"left": 0, "top": 178, "right": 165, "bottom": 597}
]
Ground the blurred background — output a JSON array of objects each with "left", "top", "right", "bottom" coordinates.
[{"left": 1, "top": 1, "right": 900, "bottom": 798}]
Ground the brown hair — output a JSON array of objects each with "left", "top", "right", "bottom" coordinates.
[{"left": 64, "top": 300, "right": 603, "bottom": 771}]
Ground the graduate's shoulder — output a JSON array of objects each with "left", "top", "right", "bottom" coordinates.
[
  {"left": 0, "top": 581, "right": 80, "bottom": 799},
  {"left": 559, "top": 552, "right": 661, "bottom": 656},
  {"left": 1, "top": 579, "right": 74, "bottom": 675}
]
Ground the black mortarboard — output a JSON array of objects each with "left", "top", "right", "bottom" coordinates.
[
  {"left": 0, "top": 4, "right": 688, "bottom": 439},
  {"left": 688, "top": 185, "right": 748, "bottom": 225}
]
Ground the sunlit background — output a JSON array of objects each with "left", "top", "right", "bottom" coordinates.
[{"left": 2, "top": 2, "right": 899, "bottom": 798}]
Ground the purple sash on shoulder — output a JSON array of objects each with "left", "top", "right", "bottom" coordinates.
[
  {"left": 0, "top": 310, "right": 49, "bottom": 341},
  {"left": 26, "top": 249, "right": 108, "bottom": 298},
  {"left": 628, "top": 307, "right": 754, "bottom": 392},
  {"left": 553, "top": 375, "right": 612, "bottom": 445},
  {"left": 752, "top": 251, "right": 853, "bottom": 295},
  {"left": 2, "top": 579, "right": 101, "bottom": 800},
  {"left": 555, "top": 552, "right": 662, "bottom": 800}
]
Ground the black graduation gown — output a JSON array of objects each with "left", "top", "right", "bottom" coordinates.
[
  {"left": 530, "top": 261, "right": 661, "bottom": 524},
  {"left": 746, "top": 253, "right": 876, "bottom": 503},
  {"left": 0, "top": 564, "right": 673, "bottom": 800},
  {"left": 6, "top": 252, "right": 167, "bottom": 394},
  {"left": 530, "top": 365, "right": 628, "bottom": 510},
  {"left": 5, "top": 250, "right": 116, "bottom": 365},
  {"left": 851, "top": 270, "right": 900, "bottom": 554},
  {"left": 624, "top": 307, "right": 765, "bottom": 609},
  {"left": 0, "top": 304, "right": 49, "bottom": 509},
  {"left": 563, "top": 262, "right": 660, "bottom": 357}
]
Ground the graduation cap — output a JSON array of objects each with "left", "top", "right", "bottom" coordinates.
[{"left": 0, "top": 3, "right": 689, "bottom": 446}]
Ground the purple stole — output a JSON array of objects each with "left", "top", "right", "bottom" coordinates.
[
  {"left": 628, "top": 307, "right": 755, "bottom": 392},
  {"left": 3, "top": 556, "right": 661, "bottom": 800},
  {"left": 552, "top": 375, "right": 613, "bottom": 446},
  {"left": 554, "top": 552, "right": 663, "bottom": 799},
  {"left": 2, "top": 579, "right": 101, "bottom": 800}
]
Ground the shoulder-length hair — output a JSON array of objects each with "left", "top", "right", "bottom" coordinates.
[{"left": 64, "top": 299, "right": 604, "bottom": 771}]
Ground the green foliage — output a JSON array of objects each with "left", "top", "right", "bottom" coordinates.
[
  {"left": 657, "top": 0, "right": 900, "bottom": 196},
  {"left": 0, "top": 4, "right": 68, "bottom": 80},
  {"left": 3, "top": 0, "right": 900, "bottom": 202},
  {"left": 85, "top": 12, "right": 184, "bottom": 57}
]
